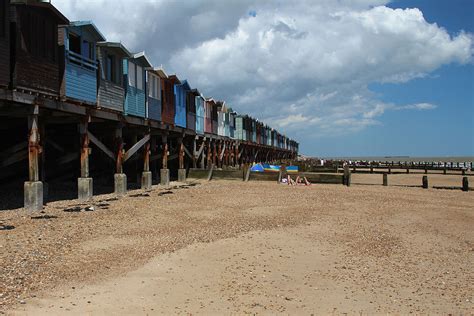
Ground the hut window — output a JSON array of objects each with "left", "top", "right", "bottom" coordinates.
[
  {"left": 128, "top": 61, "right": 136, "bottom": 87},
  {"left": 136, "top": 65, "right": 143, "bottom": 90},
  {"left": 148, "top": 74, "right": 159, "bottom": 99},
  {"left": 69, "top": 34, "right": 81, "bottom": 55}
]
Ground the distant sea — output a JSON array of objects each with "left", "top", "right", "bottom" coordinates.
[{"left": 321, "top": 156, "right": 474, "bottom": 163}]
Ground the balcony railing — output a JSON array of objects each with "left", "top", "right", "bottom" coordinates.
[{"left": 66, "top": 50, "right": 98, "bottom": 71}]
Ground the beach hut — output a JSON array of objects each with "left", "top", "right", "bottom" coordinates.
[
  {"left": 204, "top": 98, "right": 215, "bottom": 134},
  {"left": 212, "top": 101, "right": 221, "bottom": 135},
  {"left": 147, "top": 67, "right": 167, "bottom": 122},
  {"left": 195, "top": 93, "right": 205, "bottom": 135},
  {"left": 161, "top": 75, "right": 180, "bottom": 126},
  {"left": 97, "top": 42, "right": 131, "bottom": 112},
  {"left": 59, "top": 21, "right": 106, "bottom": 104},
  {"left": 123, "top": 52, "right": 152, "bottom": 118},
  {"left": 251, "top": 118, "right": 257, "bottom": 143},
  {"left": 1, "top": 1, "right": 68, "bottom": 94},
  {"left": 174, "top": 80, "right": 190, "bottom": 128},
  {"left": 235, "top": 115, "right": 247, "bottom": 141},
  {"left": 186, "top": 89, "right": 200, "bottom": 131},
  {"left": 228, "top": 109, "right": 236, "bottom": 139},
  {"left": 217, "top": 102, "right": 227, "bottom": 137}
]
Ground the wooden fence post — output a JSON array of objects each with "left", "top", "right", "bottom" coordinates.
[
  {"left": 462, "top": 177, "right": 469, "bottom": 192},
  {"left": 383, "top": 173, "right": 388, "bottom": 186},
  {"left": 422, "top": 176, "right": 428, "bottom": 189}
]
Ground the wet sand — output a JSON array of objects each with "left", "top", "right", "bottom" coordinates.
[{"left": 2, "top": 177, "right": 473, "bottom": 314}]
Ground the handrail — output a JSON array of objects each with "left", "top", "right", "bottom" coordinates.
[{"left": 66, "top": 50, "right": 98, "bottom": 70}]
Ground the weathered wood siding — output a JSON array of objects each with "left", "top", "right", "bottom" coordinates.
[
  {"left": 148, "top": 97, "right": 161, "bottom": 121},
  {"left": 8, "top": 5, "right": 63, "bottom": 95},
  {"left": 123, "top": 60, "right": 146, "bottom": 118},
  {"left": 174, "top": 82, "right": 188, "bottom": 128},
  {"left": 0, "top": 0, "right": 9, "bottom": 88},
  {"left": 65, "top": 59, "right": 97, "bottom": 103},
  {"left": 204, "top": 100, "right": 213, "bottom": 133},
  {"left": 161, "top": 77, "right": 176, "bottom": 125},
  {"left": 97, "top": 80, "right": 124, "bottom": 112}
]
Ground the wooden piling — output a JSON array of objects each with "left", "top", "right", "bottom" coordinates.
[
  {"left": 462, "top": 177, "right": 469, "bottom": 192},
  {"left": 383, "top": 173, "right": 388, "bottom": 186},
  {"left": 422, "top": 176, "right": 428, "bottom": 189}
]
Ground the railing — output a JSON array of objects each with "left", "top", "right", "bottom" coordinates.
[{"left": 66, "top": 50, "right": 98, "bottom": 71}]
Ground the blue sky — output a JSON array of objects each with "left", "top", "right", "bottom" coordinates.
[
  {"left": 332, "top": 0, "right": 474, "bottom": 157},
  {"left": 54, "top": 0, "right": 473, "bottom": 157},
  {"left": 291, "top": 0, "right": 473, "bottom": 157}
]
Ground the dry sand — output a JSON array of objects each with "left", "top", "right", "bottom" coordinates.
[{"left": 1, "top": 176, "right": 473, "bottom": 314}]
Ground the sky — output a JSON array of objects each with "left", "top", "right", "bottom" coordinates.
[{"left": 52, "top": 0, "right": 474, "bottom": 157}]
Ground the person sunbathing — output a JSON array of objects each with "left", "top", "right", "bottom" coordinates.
[{"left": 295, "top": 176, "right": 311, "bottom": 186}]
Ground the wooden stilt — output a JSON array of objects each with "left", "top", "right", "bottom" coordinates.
[
  {"left": 178, "top": 140, "right": 185, "bottom": 170},
  {"left": 207, "top": 140, "right": 212, "bottom": 169},
  {"left": 162, "top": 135, "right": 168, "bottom": 170},
  {"left": 79, "top": 118, "right": 90, "bottom": 178},
  {"left": 28, "top": 110, "right": 40, "bottom": 182},
  {"left": 115, "top": 125, "right": 124, "bottom": 174}
]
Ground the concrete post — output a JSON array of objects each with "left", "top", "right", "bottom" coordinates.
[
  {"left": 141, "top": 171, "right": 152, "bottom": 190},
  {"left": 78, "top": 177, "right": 93, "bottom": 201},
  {"left": 178, "top": 169, "right": 186, "bottom": 182},
  {"left": 160, "top": 169, "right": 170, "bottom": 186},
  {"left": 114, "top": 173, "right": 127, "bottom": 196},
  {"left": 422, "top": 176, "right": 428, "bottom": 189}
]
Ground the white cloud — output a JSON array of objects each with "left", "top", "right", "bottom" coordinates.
[{"left": 51, "top": 0, "right": 472, "bottom": 149}]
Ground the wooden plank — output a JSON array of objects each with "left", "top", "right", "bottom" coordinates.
[
  {"left": 123, "top": 134, "right": 150, "bottom": 162},
  {"left": 0, "top": 141, "right": 27, "bottom": 158},
  {"left": 183, "top": 146, "right": 193, "bottom": 160},
  {"left": 87, "top": 131, "right": 115, "bottom": 161},
  {"left": 1, "top": 149, "right": 28, "bottom": 167}
]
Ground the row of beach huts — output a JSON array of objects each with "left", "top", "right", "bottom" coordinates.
[{"left": 0, "top": 0, "right": 298, "bottom": 152}]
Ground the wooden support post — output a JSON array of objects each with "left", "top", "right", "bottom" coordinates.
[
  {"left": 162, "top": 135, "right": 168, "bottom": 170},
  {"left": 207, "top": 140, "right": 212, "bottom": 169},
  {"left": 383, "top": 173, "right": 388, "bottom": 186},
  {"left": 192, "top": 138, "right": 197, "bottom": 168},
  {"left": 79, "top": 118, "right": 90, "bottom": 178},
  {"left": 28, "top": 111, "right": 40, "bottom": 182},
  {"left": 344, "top": 165, "right": 351, "bottom": 187},
  {"left": 179, "top": 140, "right": 185, "bottom": 170},
  {"left": 25, "top": 105, "right": 43, "bottom": 211},
  {"left": 212, "top": 141, "right": 217, "bottom": 167},
  {"left": 422, "top": 176, "right": 428, "bottom": 189},
  {"left": 143, "top": 141, "right": 150, "bottom": 172},
  {"left": 200, "top": 142, "right": 206, "bottom": 169},
  {"left": 217, "top": 141, "right": 222, "bottom": 168},
  {"left": 115, "top": 125, "right": 124, "bottom": 174}
]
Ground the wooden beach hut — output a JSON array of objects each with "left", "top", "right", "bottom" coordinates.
[
  {"left": 235, "top": 115, "right": 247, "bottom": 141},
  {"left": 147, "top": 67, "right": 167, "bottom": 122},
  {"left": 228, "top": 109, "right": 236, "bottom": 139},
  {"left": 59, "top": 21, "right": 106, "bottom": 104},
  {"left": 174, "top": 80, "right": 190, "bottom": 128},
  {"left": 186, "top": 89, "right": 200, "bottom": 131},
  {"left": 123, "top": 52, "right": 152, "bottom": 118},
  {"left": 195, "top": 93, "right": 205, "bottom": 135},
  {"left": 217, "top": 102, "right": 227, "bottom": 137},
  {"left": 161, "top": 75, "right": 180, "bottom": 126},
  {"left": 204, "top": 98, "right": 215, "bottom": 134},
  {"left": 1, "top": 1, "right": 68, "bottom": 94},
  {"left": 212, "top": 101, "right": 222, "bottom": 135},
  {"left": 96, "top": 42, "right": 130, "bottom": 112}
]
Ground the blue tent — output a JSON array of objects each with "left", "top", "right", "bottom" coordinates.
[{"left": 250, "top": 163, "right": 265, "bottom": 172}]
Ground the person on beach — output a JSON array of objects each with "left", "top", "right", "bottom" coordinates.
[{"left": 295, "top": 176, "right": 311, "bottom": 186}]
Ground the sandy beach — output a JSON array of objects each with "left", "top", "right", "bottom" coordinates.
[{"left": 1, "top": 175, "right": 473, "bottom": 314}]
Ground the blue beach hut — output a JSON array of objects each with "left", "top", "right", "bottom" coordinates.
[
  {"left": 123, "top": 52, "right": 152, "bottom": 118},
  {"left": 195, "top": 93, "right": 205, "bottom": 134},
  {"left": 174, "top": 80, "right": 191, "bottom": 128},
  {"left": 60, "top": 21, "right": 106, "bottom": 104}
]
